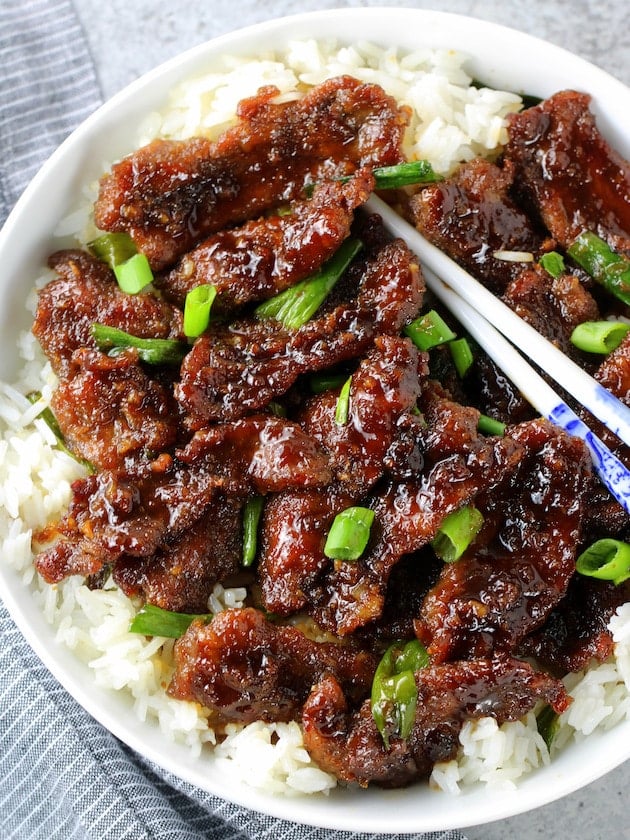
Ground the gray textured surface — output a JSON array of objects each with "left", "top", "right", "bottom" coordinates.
[{"left": 70, "top": 1, "right": 630, "bottom": 837}]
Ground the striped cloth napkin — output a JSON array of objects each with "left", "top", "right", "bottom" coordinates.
[{"left": 0, "top": 1, "right": 469, "bottom": 838}]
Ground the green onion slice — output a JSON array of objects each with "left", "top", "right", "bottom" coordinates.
[
  {"left": 309, "top": 372, "right": 349, "bottom": 393},
  {"left": 432, "top": 505, "right": 484, "bottom": 563},
  {"left": 539, "top": 251, "right": 566, "bottom": 278},
  {"left": 575, "top": 538, "right": 630, "bottom": 585},
  {"left": 404, "top": 310, "right": 456, "bottom": 351},
  {"left": 113, "top": 252, "right": 154, "bottom": 294},
  {"left": 567, "top": 231, "right": 630, "bottom": 306},
  {"left": 536, "top": 704, "right": 560, "bottom": 751},
  {"left": 27, "top": 392, "right": 96, "bottom": 473},
  {"left": 449, "top": 337, "right": 474, "bottom": 377},
  {"left": 129, "top": 603, "right": 212, "bottom": 638},
  {"left": 370, "top": 160, "right": 442, "bottom": 189},
  {"left": 242, "top": 496, "right": 265, "bottom": 567},
  {"left": 255, "top": 237, "right": 362, "bottom": 329},
  {"left": 92, "top": 323, "right": 188, "bottom": 365},
  {"left": 477, "top": 414, "right": 506, "bottom": 437},
  {"left": 334, "top": 376, "right": 352, "bottom": 426},
  {"left": 371, "top": 639, "right": 429, "bottom": 748},
  {"left": 570, "top": 320, "right": 630, "bottom": 354},
  {"left": 183, "top": 284, "right": 217, "bottom": 338},
  {"left": 88, "top": 232, "right": 138, "bottom": 269},
  {"left": 324, "top": 506, "right": 375, "bottom": 562}
]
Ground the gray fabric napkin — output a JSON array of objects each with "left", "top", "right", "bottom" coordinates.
[{"left": 0, "top": 2, "right": 469, "bottom": 838}]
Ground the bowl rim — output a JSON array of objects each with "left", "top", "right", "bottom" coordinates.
[{"left": 2, "top": 6, "right": 630, "bottom": 833}]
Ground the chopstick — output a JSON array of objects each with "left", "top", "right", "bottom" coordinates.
[
  {"left": 366, "top": 194, "right": 630, "bottom": 450},
  {"left": 366, "top": 195, "right": 630, "bottom": 513}
]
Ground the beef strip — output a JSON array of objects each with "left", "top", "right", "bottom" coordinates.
[
  {"left": 406, "top": 158, "right": 543, "bottom": 294},
  {"left": 168, "top": 607, "right": 378, "bottom": 724},
  {"left": 94, "top": 77, "right": 408, "bottom": 270},
  {"left": 113, "top": 498, "right": 243, "bottom": 613},
  {"left": 307, "top": 383, "right": 525, "bottom": 635},
  {"left": 258, "top": 336, "right": 425, "bottom": 615},
  {"left": 175, "top": 228, "right": 424, "bottom": 428},
  {"left": 156, "top": 171, "right": 374, "bottom": 310},
  {"left": 506, "top": 90, "right": 630, "bottom": 253},
  {"left": 51, "top": 347, "right": 179, "bottom": 471},
  {"left": 33, "top": 249, "right": 183, "bottom": 376},
  {"left": 302, "top": 656, "right": 569, "bottom": 788},
  {"left": 520, "top": 575, "right": 630, "bottom": 674},
  {"left": 418, "top": 420, "right": 591, "bottom": 663},
  {"left": 595, "top": 331, "right": 630, "bottom": 404},
  {"left": 34, "top": 415, "right": 331, "bottom": 588}
]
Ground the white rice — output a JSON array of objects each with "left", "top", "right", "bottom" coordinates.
[{"left": 2, "top": 38, "right": 629, "bottom": 798}]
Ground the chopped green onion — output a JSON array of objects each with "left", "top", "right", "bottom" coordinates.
[
  {"left": 129, "top": 603, "right": 212, "bottom": 637},
  {"left": 449, "top": 337, "right": 474, "bottom": 377},
  {"left": 570, "top": 320, "right": 630, "bottom": 354},
  {"left": 255, "top": 237, "right": 362, "bottom": 329},
  {"left": 309, "top": 372, "right": 349, "bottom": 393},
  {"left": 370, "top": 160, "right": 442, "bottom": 189},
  {"left": 477, "top": 414, "right": 506, "bottom": 437},
  {"left": 92, "top": 323, "right": 188, "bottom": 365},
  {"left": 575, "top": 538, "right": 630, "bottom": 585},
  {"left": 88, "top": 232, "right": 138, "bottom": 269},
  {"left": 113, "top": 252, "right": 154, "bottom": 294},
  {"left": 404, "top": 310, "right": 456, "bottom": 351},
  {"left": 539, "top": 251, "right": 566, "bottom": 278},
  {"left": 334, "top": 376, "right": 352, "bottom": 425},
  {"left": 371, "top": 639, "right": 429, "bottom": 748},
  {"left": 27, "top": 392, "right": 96, "bottom": 473},
  {"left": 324, "top": 506, "right": 375, "bottom": 561},
  {"left": 536, "top": 704, "right": 560, "bottom": 750},
  {"left": 242, "top": 495, "right": 264, "bottom": 567},
  {"left": 432, "top": 505, "right": 484, "bottom": 563},
  {"left": 267, "top": 401, "right": 287, "bottom": 418},
  {"left": 567, "top": 231, "right": 630, "bottom": 306},
  {"left": 183, "top": 284, "right": 217, "bottom": 338}
]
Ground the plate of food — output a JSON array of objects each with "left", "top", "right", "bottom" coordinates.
[{"left": 1, "top": 7, "right": 630, "bottom": 834}]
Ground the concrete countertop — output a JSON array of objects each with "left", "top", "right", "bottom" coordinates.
[{"left": 71, "top": 1, "right": 630, "bottom": 837}]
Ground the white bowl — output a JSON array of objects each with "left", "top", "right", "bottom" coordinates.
[{"left": 2, "top": 8, "right": 630, "bottom": 833}]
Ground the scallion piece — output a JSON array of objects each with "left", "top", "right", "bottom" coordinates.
[
  {"left": 27, "top": 392, "right": 96, "bottom": 473},
  {"left": 309, "top": 372, "right": 349, "bottom": 393},
  {"left": 371, "top": 160, "right": 442, "bottom": 189},
  {"left": 334, "top": 376, "right": 352, "bottom": 426},
  {"left": 539, "top": 251, "right": 566, "bottom": 278},
  {"left": 477, "top": 414, "right": 506, "bottom": 437},
  {"left": 92, "top": 323, "right": 188, "bottom": 365},
  {"left": 183, "top": 284, "right": 217, "bottom": 338},
  {"left": 254, "top": 237, "right": 362, "bottom": 329},
  {"left": 371, "top": 639, "right": 429, "bottom": 748},
  {"left": 88, "top": 232, "right": 138, "bottom": 269},
  {"left": 113, "top": 252, "right": 154, "bottom": 294},
  {"left": 536, "top": 704, "right": 560, "bottom": 750},
  {"left": 432, "top": 505, "right": 484, "bottom": 563},
  {"left": 324, "top": 506, "right": 375, "bottom": 561},
  {"left": 567, "top": 231, "right": 630, "bottom": 306},
  {"left": 129, "top": 603, "right": 212, "bottom": 638},
  {"left": 570, "top": 320, "right": 630, "bottom": 354},
  {"left": 404, "top": 310, "right": 456, "bottom": 351},
  {"left": 449, "top": 337, "right": 474, "bottom": 377},
  {"left": 575, "top": 538, "right": 630, "bottom": 585},
  {"left": 242, "top": 495, "right": 264, "bottom": 567}
]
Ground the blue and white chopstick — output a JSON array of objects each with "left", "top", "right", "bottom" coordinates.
[
  {"left": 367, "top": 196, "right": 630, "bottom": 512},
  {"left": 367, "top": 194, "right": 630, "bottom": 450}
]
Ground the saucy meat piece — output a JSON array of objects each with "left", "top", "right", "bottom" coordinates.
[
  {"left": 176, "top": 229, "right": 424, "bottom": 428},
  {"left": 51, "top": 348, "right": 179, "bottom": 471},
  {"left": 308, "top": 387, "right": 525, "bottom": 635},
  {"left": 113, "top": 498, "right": 242, "bottom": 613},
  {"left": 157, "top": 171, "right": 374, "bottom": 310},
  {"left": 520, "top": 575, "right": 630, "bottom": 674},
  {"left": 168, "top": 607, "right": 377, "bottom": 724},
  {"left": 258, "top": 336, "right": 425, "bottom": 615},
  {"left": 418, "top": 420, "right": 591, "bottom": 663},
  {"left": 33, "top": 249, "right": 183, "bottom": 376},
  {"left": 302, "top": 657, "right": 569, "bottom": 787},
  {"left": 407, "top": 158, "right": 543, "bottom": 294},
  {"left": 34, "top": 416, "right": 331, "bottom": 586},
  {"left": 506, "top": 90, "right": 630, "bottom": 252},
  {"left": 595, "top": 331, "right": 630, "bottom": 404},
  {"left": 95, "top": 77, "right": 408, "bottom": 269}
]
